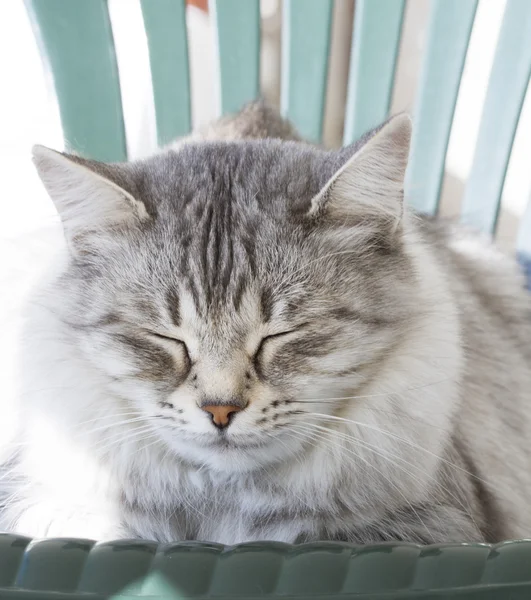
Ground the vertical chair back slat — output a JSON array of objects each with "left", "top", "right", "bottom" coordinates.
[
  {"left": 280, "top": 0, "right": 333, "bottom": 143},
  {"left": 141, "top": 0, "right": 192, "bottom": 146},
  {"left": 343, "top": 0, "right": 405, "bottom": 145},
  {"left": 25, "top": 0, "right": 127, "bottom": 162},
  {"left": 406, "top": 0, "right": 478, "bottom": 216},
  {"left": 460, "top": 0, "right": 531, "bottom": 235},
  {"left": 210, "top": 0, "right": 260, "bottom": 117}
]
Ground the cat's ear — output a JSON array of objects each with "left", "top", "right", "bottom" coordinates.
[
  {"left": 32, "top": 145, "right": 149, "bottom": 242},
  {"left": 309, "top": 114, "right": 411, "bottom": 232}
]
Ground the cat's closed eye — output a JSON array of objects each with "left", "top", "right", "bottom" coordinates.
[
  {"left": 148, "top": 332, "right": 191, "bottom": 366},
  {"left": 149, "top": 332, "right": 186, "bottom": 345},
  {"left": 253, "top": 328, "right": 302, "bottom": 372}
]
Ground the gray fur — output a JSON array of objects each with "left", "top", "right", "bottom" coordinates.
[{"left": 1, "top": 103, "right": 531, "bottom": 544}]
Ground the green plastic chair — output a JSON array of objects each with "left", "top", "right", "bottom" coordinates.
[
  {"left": 25, "top": 0, "right": 531, "bottom": 250},
  {"left": 3, "top": 534, "right": 531, "bottom": 599}
]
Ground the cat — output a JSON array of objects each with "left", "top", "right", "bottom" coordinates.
[{"left": 1, "top": 102, "right": 531, "bottom": 544}]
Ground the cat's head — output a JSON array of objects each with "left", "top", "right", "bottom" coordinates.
[{"left": 33, "top": 115, "right": 418, "bottom": 473}]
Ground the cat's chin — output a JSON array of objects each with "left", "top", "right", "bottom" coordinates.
[{"left": 161, "top": 431, "right": 301, "bottom": 474}]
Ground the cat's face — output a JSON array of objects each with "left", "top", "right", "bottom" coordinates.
[{"left": 34, "top": 115, "right": 415, "bottom": 473}]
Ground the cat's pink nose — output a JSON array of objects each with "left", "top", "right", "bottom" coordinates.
[{"left": 201, "top": 404, "right": 242, "bottom": 429}]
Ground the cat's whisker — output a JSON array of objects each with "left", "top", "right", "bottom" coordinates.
[
  {"left": 290, "top": 377, "right": 451, "bottom": 405},
  {"left": 76, "top": 411, "right": 142, "bottom": 427},
  {"left": 287, "top": 426, "right": 422, "bottom": 539},
  {"left": 17, "top": 385, "right": 81, "bottom": 399},
  {"left": 169, "top": 488, "right": 208, "bottom": 521},
  {"left": 287, "top": 426, "right": 378, "bottom": 488},
  {"left": 307, "top": 412, "right": 488, "bottom": 485},
  {"left": 288, "top": 424, "right": 432, "bottom": 538},
  {"left": 0, "top": 463, "right": 23, "bottom": 482},
  {"left": 255, "top": 432, "right": 313, "bottom": 509},
  {"left": 290, "top": 404, "right": 447, "bottom": 432},
  {"left": 136, "top": 436, "right": 163, "bottom": 454},
  {"left": 81, "top": 416, "right": 152, "bottom": 437},
  {"left": 353, "top": 407, "right": 446, "bottom": 431},
  {"left": 263, "top": 430, "right": 306, "bottom": 472},
  {"left": 95, "top": 433, "right": 158, "bottom": 457},
  {"left": 300, "top": 421, "right": 414, "bottom": 473},
  {"left": 90, "top": 422, "right": 154, "bottom": 442},
  {"left": 92, "top": 425, "right": 157, "bottom": 456},
  {"left": 297, "top": 421, "right": 478, "bottom": 527}
]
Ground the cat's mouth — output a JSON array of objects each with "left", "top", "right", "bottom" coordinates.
[
  {"left": 166, "top": 427, "right": 298, "bottom": 472},
  {"left": 197, "top": 430, "right": 271, "bottom": 450}
]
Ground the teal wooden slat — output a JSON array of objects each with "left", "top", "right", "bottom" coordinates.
[
  {"left": 280, "top": 0, "right": 333, "bottom": 143},
  {"left": 406, "top": 0, "right": 478, "bottom": 215},
  {"left": 141, "top": 0, "right": 191, "bottom": 146},
  {"left": 210, "top": 0, "right": 260, "bottom": 116},
  {"left": 343, "top": 0, "right": 405, "bottom": 144},
  {"left": 25, "top": 0, "right": 127, "bottom": 162},
  {"left": 461, "top": 0, "right": 531, "bottom": 235}
]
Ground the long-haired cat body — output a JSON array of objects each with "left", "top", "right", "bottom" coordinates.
[{"left": 1, "top": 103, "right": 530, "bottom": 543}]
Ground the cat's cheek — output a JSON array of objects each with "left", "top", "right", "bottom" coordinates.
[
  {"left": 253, "top": 355, "right": 288, "bottom": 383},
  {"left": 151, "top": 390, "right": 214, "bottom": 436},
  {"left": 78, "top": 334, "right": 137, "bottom": 379},
  {"left": 112, "top": 378, "right": 162, "bottom": 408}
]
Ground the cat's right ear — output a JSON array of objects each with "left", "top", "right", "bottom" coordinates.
[
  {"left": 32, "top": 145, "right": 149, "bottom": 245},
  {"left": 308, "top": 114, "right": 411, "bottom": 235}
]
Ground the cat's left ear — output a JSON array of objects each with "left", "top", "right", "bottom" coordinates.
[
  {"left": 32, "top": 146, "right": 149, "bottom": 243},
  {"left": 309, "top": 114, "right": 411, "bottom": 232}
]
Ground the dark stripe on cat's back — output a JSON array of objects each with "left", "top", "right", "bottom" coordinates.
[{"left": 453, "top": 436, "right": 504, "bottom": 543}]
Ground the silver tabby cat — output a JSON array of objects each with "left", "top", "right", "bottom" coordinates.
[{"left": 1, "top": 103, "right": 531, "bottom": 543}]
